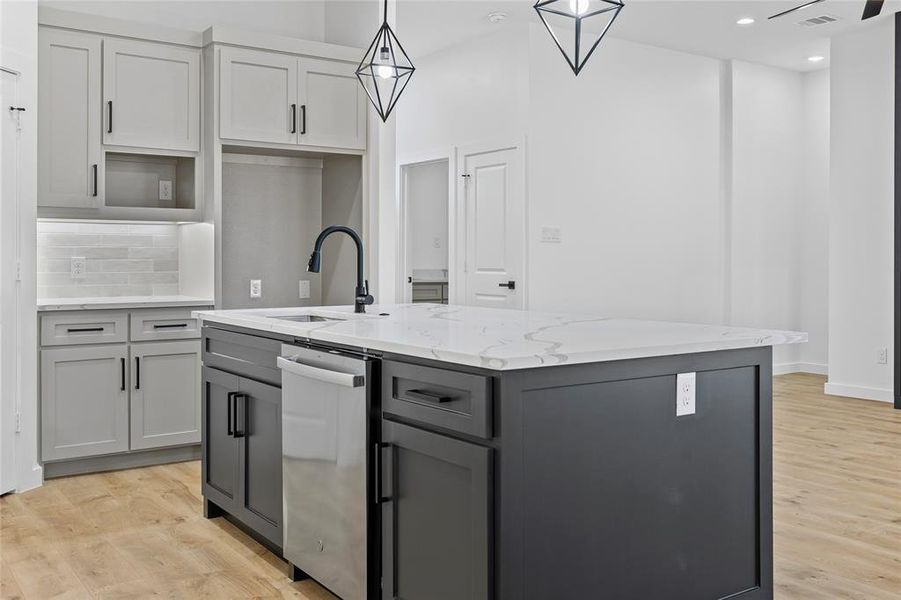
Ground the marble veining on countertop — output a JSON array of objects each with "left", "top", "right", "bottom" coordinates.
[
  {"left": 38, "top": 295, "right": 215, "bottom": 311},
  {"left": 194, "top": 304, "right": 807, "bottom": 371}
]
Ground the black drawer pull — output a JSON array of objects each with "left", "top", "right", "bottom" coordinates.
[
  {"left": 153, "top": 323, "right": 189, "bottom": 329},
  {"left": 498, "top": 280, "right": 516, "bottom": 290},
  {"left": 290, "top": 103, "right": 297, "bottom": 133},
  {"left": 92, "top": 164, "right": 98, "bottom": 197},
  {"left": 375, "top": 442, "right": 394, "bottom": 504},
  {"left": 300, "top": 104, "right": 307, "bottom": 134},
  {"left": 135, "top": 356, "right": 140, "bottom": 390},
  {"left": 227, "top": 392, "right": 235, "bottom": 436},
  {"left": 233, "top": 393, "right": 246, "bottom": 438},
  {"left": 107, "top": 100, "right": 112, "bottom": 133},
  {"left": 67, "top": 327, "right": 104, "bottom": 333},
  {"left": 405, "top": 389, "right": 453, "bottom": 404},
  {"left": 120, "top": 357, "right": 125, "bottom": 391}
]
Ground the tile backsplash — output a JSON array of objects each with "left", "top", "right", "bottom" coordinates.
[{"left": 37, "top": 222, "right": 180, "bottom": 298}]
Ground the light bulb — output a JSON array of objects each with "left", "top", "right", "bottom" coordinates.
[
  {"left": 569, "top": 0, "right": 590, "bottom": 15},
  {"left": 376, "top": 64, "right": 394, "bottom": 79}
]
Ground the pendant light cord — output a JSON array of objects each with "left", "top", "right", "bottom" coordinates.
[{"left": 382, "top": 0, "right": 389, "bottom": 24}]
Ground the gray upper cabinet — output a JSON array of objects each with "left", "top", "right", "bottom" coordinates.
[
  {"left": 297, "top": 58, "right": 366, "bottom": 151},
  {"left": 41, "top": 344, "right": 129, "bottom": 461},
  {"left": 38, "top": 29, "right": 103, "bottom": 209},
  {"left": 381, "top": 420, "right": 492, "bottom": 600},
  {"left": 219, "top": 47, "right": 298, "bottom": 145},
  {"left": 103, "top": 39, "right": 200, "bottom": 152},
  {"left": 130, "top": 340, "right": 202, "bottom": 450}
]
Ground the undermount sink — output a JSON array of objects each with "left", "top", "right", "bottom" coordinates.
[{"left": 267, "top": 314, "right": 345, "bottom": 323}]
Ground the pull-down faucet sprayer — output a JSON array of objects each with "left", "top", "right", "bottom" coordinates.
[{"left": 307, "top": 226, "right": 374, "bottom": 313}]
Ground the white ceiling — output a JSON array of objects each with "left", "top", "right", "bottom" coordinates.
[{"left": 395, "top": 0, "right": 900, "bottom": 71}]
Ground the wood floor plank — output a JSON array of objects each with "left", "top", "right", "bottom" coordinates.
[{"left": 0, "top": 373, "right": 897, "bottom": 599}]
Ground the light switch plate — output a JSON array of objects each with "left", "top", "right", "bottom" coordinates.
[
  {"left": 676, "top": 372, "right": 696, "bottom": 417},
  {"left": 70, "top": 256, "right": 86, "bottom": 280},
  {"left": 299, "top": 280, "right": 310, "bottom": 299},
  {"left": 159, "top": 180, "right": 173, "bottom": 201},
  {"left": 250, "top": 279, "right": 262, "bottom": 299},
  {"left": 540, "top": 226, "right": 562, "bottom": 243}
]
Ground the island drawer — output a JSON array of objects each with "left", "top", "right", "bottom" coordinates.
[
  {"left": 41, "top": 311, "right": 128, "bottom": 346},
  {"left": 130, "top": 308, "right": 202, "bottom": 341},
  {"left": 202, "top": 327, "right": 282, "bottom": 387},
  {"left": 382, "top": 360, "right": 493, "bottom": 439}
]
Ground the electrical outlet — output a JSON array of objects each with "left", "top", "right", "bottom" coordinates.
[
  {"left": 159, "top": 179, "right": 173, "bottom": 201},
  {"left": 250, "top": 279, "right": 262, "bottom": 299},
  {"left": 540, "top": 226, "right": 562, "bottom": 243},
  {"left": 878, "top": 347, "right": 888, "bottom": 365},
  {"left": 70, "top": 256, "right": 86, "bottom": 280},
  {"left": 432, "top": 237, "right": 441, "bottom": 249},
  {"left": 676, "top": 372, "right": 696, "bottom": 417},
  {"left": 299, "top": 280, "right": 310, "bottom": 299}
]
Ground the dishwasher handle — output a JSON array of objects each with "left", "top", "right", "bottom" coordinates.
[{"left": 277, "top": 356, "right": 365, "bottom": 388}]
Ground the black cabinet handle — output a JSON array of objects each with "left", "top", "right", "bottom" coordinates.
[
  {"left": 405, "top": 389, "right": 452, "bottom": 404},
  {"left": 120, "top": 357, "right": 125, "bottom": 391},
  {"left": 92, "top": 164, "right": 98, "bottom": 197},
  {"left": 135, "top": 357, "right": 140, "bottom": 390},
  {"left": 375, "top": 442, "right": 393, "bottom": 504},
  {"left": 227, "top": 392, "right": 235, "bottom": 436},
  {"left": 233, "top": 393, "right": 246, "bottom": 438},
  {"left": 67, "top": 327, "right": 103, "bottom": 333},
  {"left": 107, "top": 100, "right": 112, "bottom": 133},
  {"left": 153, "top": 323, "right": 188, "bottom": 329},
  {"left": 498, "top": 280, "right": 516, "bottom": 290},
  {"left": 290, "top": 103, "right": 297, "bottom": 133},
  {"left": 300, "top": 104, "right": 306, "bottom": 135}
]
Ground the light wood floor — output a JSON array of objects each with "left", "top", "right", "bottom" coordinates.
[{"left": 1, "top": 373, "right": 899, "bottom": 599}]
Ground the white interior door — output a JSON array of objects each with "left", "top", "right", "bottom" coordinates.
[
  {"left": 459, "top": 143, "right": 525, "bottom": 309},
  {"left": 1, "top": 68, "right": 20, "bottom": 494}
]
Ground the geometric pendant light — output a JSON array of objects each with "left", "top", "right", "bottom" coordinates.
[
  {"left": 356, "top": 0, "right": 416, "bottom": 122},
  {"left": 534, "top": 0, "right": 625, "bottom": 75}
]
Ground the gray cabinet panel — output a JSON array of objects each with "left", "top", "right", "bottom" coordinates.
[
  {"left": 130, "top": 308, "right": 203, "bottom": 341},
  {"left": 130, "top": 341, "right": 201, "bottom": 450},
  {"left": 41, "top": 311, "right": 128, "bottom": 346},
  {"left": 237, "top": 376, "right": 283, "bottom": 547},
  {"left": 41, "top": 345, "right": 129, "bottom": 461},
  {"left": 203, "top": 326, "right": 283, "bottom": 386},
  {"left": 382, "top": 420, "right": 492, "bottom": 600},
  {"left": 202, "top": 366, "right": 240, "bottom": 511}
]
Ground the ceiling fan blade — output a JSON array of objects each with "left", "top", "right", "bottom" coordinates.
[
  {"left": 768, "top": 0, "right": 827, "bottom": 20},
  {"left": 862, "top": 0, "right": 885, "bottom": 20}
]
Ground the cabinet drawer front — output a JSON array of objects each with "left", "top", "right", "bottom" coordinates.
[
  {"left": 411, "top": 283, "right": 443, "bottom": 301},
  {"left": 41, "top": 311, "right": 128, "bottom": 346},
  {"left": 382, "top": 360, "right": 493, "bottom": 439},
  {"left": 130, "top": 308, "right": 203, "bottom": 341},
  {"left": 202, "top": 327, "right": 282, "bottom": 386}
]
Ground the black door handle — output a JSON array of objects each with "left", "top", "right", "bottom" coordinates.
[
  {"left": 374, "top": 442, "right": 394, "bottom": 504},
  {"left": 227, "top": 392, "right": 235, "bottom": 436},
  {"left": 135, "top": 356, "right": 140, "bottom": 390},
  {"left": 233, "top": 393, "right": 246, "bottom": 438},
  {"left": 120, "top": 357, "right": 125, "bottom": 391},
  {"left": 107, "top": 100, "right": 112, "bottom": 133},
  {"left": 290, "top": 103, "right": 296, "bottom": 133},
  {"left": 300, "top": 104, "right": 307, "bottom": 135},
  {"left": 153, "top": 323, "right": 188, "bottom": 329},
  {"left": 407, "top": 276, "right": 412, "bottom": 284},
  {"left": 405, "top": 389, "right": 452, "bottom": 404},
  {"left": 67, "top": 327, "right": 103, "bottom": 333},
  {"left": 498, "top": 280, "right": 516, "bottom": 290},
  {"left": 92, "top": 164, "right": 98, "bottom": 197}
]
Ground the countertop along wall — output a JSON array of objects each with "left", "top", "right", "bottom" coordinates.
[{"left": 397, "top": 24, "right": 827, "bottom": 376}]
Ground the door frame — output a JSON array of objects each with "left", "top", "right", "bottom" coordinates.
[
  {"left": 455, "top": 137, "right": 529, "bottom": 309},
  {"left": 395, "top": 148, "right": 456, "bottom": 303}
]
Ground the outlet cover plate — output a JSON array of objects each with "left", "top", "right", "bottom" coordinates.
[
  {"left": 676, "top": 372, "right": 696, "bottom": 417},
  {"left": 299, "top": 280, "right": 310, "bottom": 299},
  {"left": 70, "top": 256, "right": 86, "bottom": 280},
  {"left": 159, "top": 179, "right": 173, "bottom": 201},
  {"left": 250, "top": 279, "right": 262, "bottom": 299}
]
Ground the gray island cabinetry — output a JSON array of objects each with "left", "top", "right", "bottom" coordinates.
[{"left": 197, "top": 304, "right": 805, "bottom": 600}]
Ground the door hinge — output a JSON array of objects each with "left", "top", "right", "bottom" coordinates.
[
  {"left": 15, "top": 261, "right": 21, "bottom": 282},
  {"left": 15, "top": 411, "right": 21, "bottom": 433}
]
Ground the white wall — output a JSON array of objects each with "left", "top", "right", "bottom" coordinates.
[
  {"left": 1, "top": 0, "right": 42, "bottom": 492},
  {"left": 38, "top": 0, "right": 326, "bottom": 40},
  {"left": 827, "top": 19, "right": 895, "bottom": 402},
  {"left": 406, "top": 160, "right": 448, "bottom": 272},
  {"left": 324, "top": 0, "right": 375, "bottom": 48}
]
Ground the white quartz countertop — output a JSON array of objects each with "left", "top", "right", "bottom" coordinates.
[
  {"left": 38, "top": 295, "right": 215, "bottom": 311},
  {"left": 194, "top": 304, "right": 807, "bottom": 371}
]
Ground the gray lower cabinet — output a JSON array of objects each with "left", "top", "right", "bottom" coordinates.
[
  {"left": 41, "top": 344, "right": 129, "bottom": 461},
  {"left": 202, "top": 365, "right": 283, "bottom": 549},
  {"left": 381, "top": 419, "right": 492, "bottom": 600},
  {"left": 130, "top": 341, "right": 202, "bottom": 450}
]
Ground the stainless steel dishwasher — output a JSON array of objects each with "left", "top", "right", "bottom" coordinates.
[{"left": 277, "top": 342, "right": 376, "bottom": 600}]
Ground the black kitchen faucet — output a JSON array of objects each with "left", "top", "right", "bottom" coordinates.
[{"left": 307, "top": 226, "right": 374, "bottom": 313}]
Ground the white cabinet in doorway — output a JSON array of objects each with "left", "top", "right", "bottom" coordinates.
[
  {"left": 219, "top": 47, "right": 298, "bottom": 145},
  {"left": 130, "top": 340, "right": 202, "bottom": 450},
  {"left": 103, "top": 39, "right": 200, "bottom": 152},
  {"left": 298, "top": 58, "right": 366, "bottom": 150},
  {"left": 41, "top": 344, "right": 129, "bottom": 461},
  {"left": 38, "top": 29, "right": 103, "bottom": 209}
]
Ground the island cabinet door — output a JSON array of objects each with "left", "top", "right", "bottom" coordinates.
[
  {"left": 381, "top": 420, "right": 492, "bottom": 600},
  {"left": 202, "top": 366, "right": 240, "bottom": 514},
  {"left": 235, "top": 376, "right": 283, "bottom": 548}
]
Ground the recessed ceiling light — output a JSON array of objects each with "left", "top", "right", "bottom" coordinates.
[
  {"left": 736, "top": 17, "right": 756, "bottom": 26},
  {"left": 808, "top": 55, "right": 825, "bottom": 62},
  {"left": 487, "top": 11, "right": 507, "bottom": 23}
]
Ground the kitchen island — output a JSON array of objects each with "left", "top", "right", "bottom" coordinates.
[{"left": 195, "top": 303, "right": 805, "bottom": 600}]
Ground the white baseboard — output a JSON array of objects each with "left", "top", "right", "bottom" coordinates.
[
  {"left": 773, "top": 362, "right": 828, "bottom": 376},
  {"left": 824, "top": 382, "right": 894, "bottom": 403}
]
